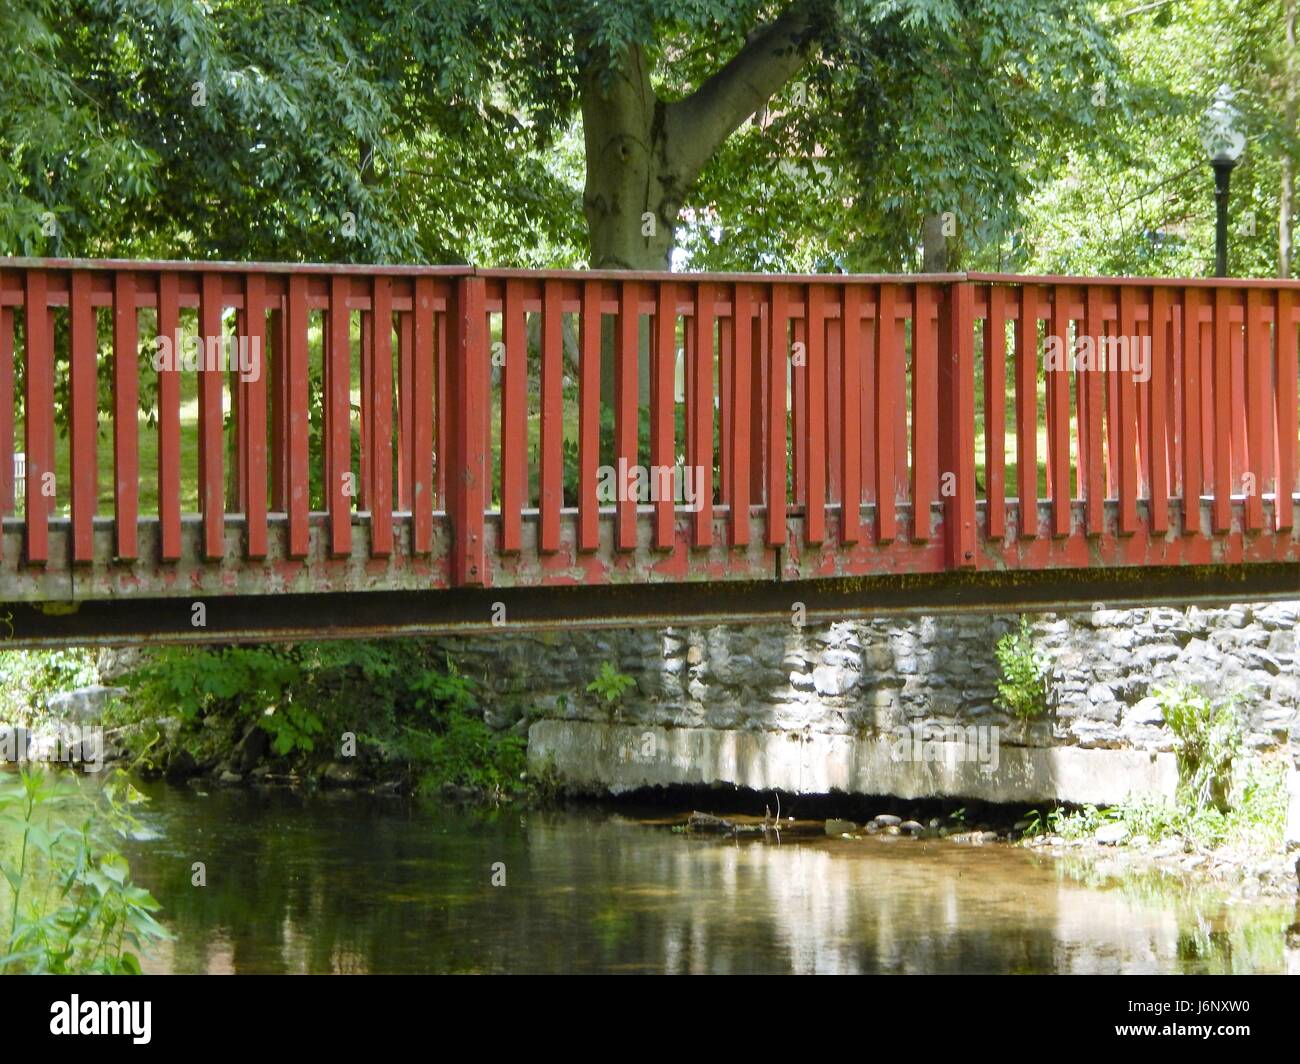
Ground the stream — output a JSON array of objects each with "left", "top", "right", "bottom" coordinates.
[{"left": 120, "top": 781, "right": 1297, "bottom": 975}]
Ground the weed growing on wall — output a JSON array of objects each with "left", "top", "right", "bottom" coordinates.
[{"left": 993, "top": 617, "right": 1049, "bottom": 720}]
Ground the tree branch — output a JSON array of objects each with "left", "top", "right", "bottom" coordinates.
[{"left": 663, "top": 0, "right": 822, "bottom": 184}]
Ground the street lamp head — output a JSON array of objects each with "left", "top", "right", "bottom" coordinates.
[{"left": 1201, "top": 84, "right": 1245, "bottom": 165}]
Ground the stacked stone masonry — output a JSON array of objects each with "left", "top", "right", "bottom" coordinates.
[{"left": 440, "top": 603, "right": 1298, "bottom": 760}]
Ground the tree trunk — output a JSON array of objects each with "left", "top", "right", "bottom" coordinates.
[
  {"left": 921, "top": 213, "right": 949, "bottom": 272},
  {"left": 581, "top": 46, "right": 678, "bottom": 272},
  {"left": 580, "top": 2, "right": 821, "bottom": 271},
  {"left": 579, "top": 4, "right": 822, "bottom": 406}
]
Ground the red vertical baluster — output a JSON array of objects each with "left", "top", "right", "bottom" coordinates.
[
  {"left": 1276, "top": 289, "right": 1296, "bottom": 531},
  {"left": 233, "top": 292, "right": 249, "bottom": 517},
  {"left": 750, "top": 299, "right": 767, "bottom": 507},
  {"left": 791, "top": 303, "right": 807, "bottom": 509},
  {"left": 1199, "top": 308, "right": 1214, "bottom": 492},
  {"left": 369, "top": 277, "right": 393, "bottom": 557},
  {"left": 1106, "top": 315, "right": 1119, "bottom": 496},
  {"left": 615, "top": 280, "right": 639, "bottom": 551},
  {"left": 1136, "top": 312, "right": 1151, "bottom": 501},
  {"left": 198, "top": 273, "right": 225, "bottom": 560},
  {"left": 0, "top": 303, "right": 12, "bottom": 516},
  {"left": 322, "top": 311, "right": 332, "bottom": 508},
  {"left": 578, "top": 279, "right": 601, "bottom": 551},
  {"left": 1118, "top": 286, "right": 1139, "bottom": 534},
  {"left": 358, "top": 309, "right": 371, "bottom": 512},
  {"left": 895, "top": 308, "right": 908, "bottom": 505},
  {"left": 1211, "top": 286, "right": 1233, "bottom": 532},
  {"left": 875, "top": 283, "right": 898, "bottom": 542},
  {"left": 1074, "top": 307, "right": 1087, "bottom": 513},
  {"left": 157, "top": 273, "right": 182, "bottom": 560},
  {"left": 911, "top": 283, "right": 937, "bottom": 542},
  {"left": 1083, "top": 285, "right": 1105, "bottom": 535},
  {"left": 23, "top": 270, "right": 52, "bottom": 563},
  {"left": 937, "top": 290, "right": 955, "bottom": 550},
  {"left": 861, "top": 298, "right": 876, "bottom": 506},
  {"left": 1180, "top": 288, "right": 1203, "bottom": 536},
  {"left": 286, "top": 274, "right": 310, "bottom": 558},
  {"left": 719, "top": 303, "right": 733, "bottom": 512},
  {"left": 539, "top": 279, "right": 564, "bottom": 552},
  {"left": 730, "top": 282, "right": 753, "bottom": 547},
  {"left": 1015, "top": 284, "right": 1039, "bottom": 538},
  {"left": 1167, "top": 303, "right": 1181, "bottom": 505},
  {"left": 805, "top": 283, "right": 826, "bottom": 544},
  {"left": 1243, "top": 288, "right": 1269, "bottom": 533},
  {"left": 692, "top": 281, "right": 714, "bottom": 547},
  {"left": 449, "top": 276, "right": 487, "bottom": 585},
  {"left": 500, "top": 278, "right": 527, "bottom": 552},
  {"left": 650, "top": 282, "right": 681, "bottom": 546},
  {"left": 1148, "top": 287, "right": 1170, "bottom": 535},
  {"left": 983, "top": 285, "right": 1007, "bottom": 540},
  {"left": 436, "top": 303, "right": 449, "bottom": 510},
  {"left": 243, "top": 274, "right": 268, "bottom": 559},
  {"left": 840, "top": 284, "right": 862, "bottom": 544},
  {"left": 412, "top": 276, "right": 435, "bottom": 553},
  {"left": 396, "top": 310, "right": 414, "bottom": 511},
  {"left": 652, "top": 281, "right": 676, "bottom": 549},
  {"left": 826, "top": 300, "right": 842, "bottom": 512},
  {"left": 112, "top": 271, "right": 138, "bottom": 559},
  {"left": 69, "top": 271, "right": 97, "bottom": 564},
  {"left": 326, "top": 276, "right": 352, "bottom": 556},
  {"left": 685, "top": 310, "right": 696, "bottom": 467},
  {"left": 269, "top": 302, "right": 286, "bottom": 513},
  {"left": 940, "top": 282, "right": 977, "bottom": 569},
  {"left": 767, "top": 284, "right": 788, "bottom": 547},
  {"left": 1231, "top": 310, "right": 1247, "bottom": 489},
  {"left": 1048, "top": 285, "right": 1071, "bottom": 537}
]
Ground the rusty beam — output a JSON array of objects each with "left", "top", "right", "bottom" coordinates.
[{"left": 1, "top": 561, "right": 1295, "bottom": 651}]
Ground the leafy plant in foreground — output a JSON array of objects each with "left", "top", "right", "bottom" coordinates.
[{"left": 0, "top": 768, "right": 168, "bottom": 974}]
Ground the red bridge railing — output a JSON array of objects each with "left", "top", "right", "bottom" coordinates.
[{"left": 0, "top": 259, "right": 1296, "bottom": 597}]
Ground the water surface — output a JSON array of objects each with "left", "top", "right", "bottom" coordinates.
[{"left": 121, "top": 783, "right": 1296, "bottom": 974}]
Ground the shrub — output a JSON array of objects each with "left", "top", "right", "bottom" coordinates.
[
  {"left": 993, "top": 617, "right": 1049, "bottom": 719},
  {"left": 1157, "top": 684, "right": 1241, "bottom": 813},
  {"left": 114, "top": 642, "right": 528, "bottom": 799},
  {"left": 1024, "top": 761, "right": 1287, "bottom": 853}
]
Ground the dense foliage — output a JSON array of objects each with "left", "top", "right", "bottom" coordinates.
[
  {"left": 3, "top": 1, "right": 1289, "bottom": 274},
  {"left": 113, "top": 642, "right": 529, "bottom": 798},
  {"left": 0, "top": 649, "right": 98, "bottom": 722}
]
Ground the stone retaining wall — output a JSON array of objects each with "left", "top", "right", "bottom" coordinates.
[{"left": 429, "top": 602, "right": 1300, "bottom": 809}]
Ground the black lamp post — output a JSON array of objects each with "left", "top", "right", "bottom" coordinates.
[{"left": 1201, "top": 85, "right": 1245, "bottom": 278}]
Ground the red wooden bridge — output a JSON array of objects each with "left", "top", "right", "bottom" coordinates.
[{"left": 0, "top": 259, "right": 1296, "bottom": 646}]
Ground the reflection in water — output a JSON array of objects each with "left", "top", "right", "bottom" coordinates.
[{"left": 121, "top": 783, "right": 1293, "bottom": 975}]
